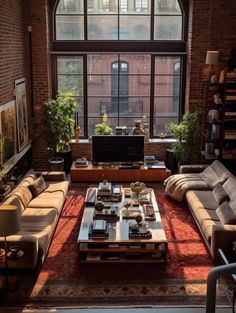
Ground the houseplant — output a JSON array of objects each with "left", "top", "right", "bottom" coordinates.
[
  {"left": 43, "top": 91, "right": 77, "bottom": 172},
  {"left": 166, "top": 110, "right": 202, "bottom": 164},
  {"left": 95, "top": 113, "right": 113, "bottom": 135}
]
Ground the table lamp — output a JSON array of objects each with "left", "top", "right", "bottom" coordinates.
[
  {"left": 205, "top": 50, "right": 219, "bottom": 83},
  {"left": 0, "top": 205, "right": 20, "bottom": 290}
]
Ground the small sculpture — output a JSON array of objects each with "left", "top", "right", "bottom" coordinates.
[
  {"left": 123, "top": 200, "right": 131, "bottom": 216},
  {"left": 95, "top": 201, "right": 104, "bottom": 212},
  {"left": 132, "top": 120, "right": 145, "bottom": 136},
  {"left": 208, "top": 109, "right": 220, "bottom": 123},
  {"left": 74, "top": 124, "right": 80, "bottom": 143}
]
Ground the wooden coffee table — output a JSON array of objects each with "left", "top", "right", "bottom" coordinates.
[{"left": 77, "top": 187, "right": 167, "bottom": 263}]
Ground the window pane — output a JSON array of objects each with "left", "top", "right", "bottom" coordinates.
[
  {"left": 88, "top": 0, "right": 118, "bottom": 13},
  {"left": 153, "top": 116, "right": 178, "bottom": 136},
  {"left": 154, "top": 15, "right": 182, "bottom": 40},
  {"left": 154, "top": 96, "right": 179, "bottom": 115},
  {"left": 87, "top": 75, "right": 117, "bottom": 96},
  {"left": 120, "top": 0, "right": 151, "bottom": 14},
  {"left": 155, "top": 0, "right": 181, "bottom": 14},
  {"left": 87, "top": 16, "right": 118, "bottom": 40},
  {"left": 87, "top": 54, "right": 118, "bottom": 74},
  {"left": 134, "top": 0, "right": 150, "bottom": 13},
  {"left": 57, "top": 56, "right": 84, "bottom": 136},
  {"left": 121, "top": 55, "right": 151, "bottom": 74},
  {"left": 119, "top": 75, "right": 150, "bottom": 96},
  {"left": 119, "top": 16, "right": 150, "bottom": 40},
  {"left": 154, "top": 76, "right": 180, "bottom": 96},
  {"left": 57, "top": 56, "right": 83, "bottom": 96},
  {"left": 155, "top": 57, "right": 180, "bottom": 74},
  {"left": 56, "top": 15, "right": 84, "bottom": 40},
  {"left": 57, "top": 0, "right": 84, "bottom": 14},
  {"left": 57, "top": 56, "right": 83, "bottom": 74}
]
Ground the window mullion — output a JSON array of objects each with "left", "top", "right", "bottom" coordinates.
[
  {"left": 150, "top": 0, "right": 154, "bottom": 40},
  {"left": 149, "top": 54, "right": 155, "bottom": 137}
]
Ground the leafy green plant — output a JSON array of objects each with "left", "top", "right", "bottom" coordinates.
[
  {"left": 43, "top": 91, "right": 77, "bottom": 153},
  {"left": 95, "top": 114, "right": 113, "bottom": 135},
  {"left": 166, "top": 111, "right": 202, "bottom": 164}
]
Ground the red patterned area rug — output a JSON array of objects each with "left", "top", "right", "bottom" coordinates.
[{"left": 1, "top": 183, "right": 228, "bottom": 307}]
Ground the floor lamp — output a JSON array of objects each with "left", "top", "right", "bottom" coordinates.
[{"left": 0, "top": 205, "right": 20, "bottom": 290}]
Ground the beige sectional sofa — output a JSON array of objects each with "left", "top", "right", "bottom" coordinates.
[
  {"left": 0, "top": 169, "right": 68, "bottom": 269},
  {"left": 164, "top": 160, "right": 236, "bottom": 262}
]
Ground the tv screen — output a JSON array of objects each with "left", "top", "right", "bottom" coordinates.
[{"left": 92, "top": 135, "right": 144, "bottom": 163}]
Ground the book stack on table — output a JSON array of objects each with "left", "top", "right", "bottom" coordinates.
[
  {"left": 75, "top": 158, "right": 88, "bottom": 168},
  {"left": 89, "top": 220, "right": 108, "bottom": 239}
]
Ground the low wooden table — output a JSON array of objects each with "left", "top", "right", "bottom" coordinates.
[
  {"left": 71, "top": 161, "right": 171, "bottom": 182},
  {"left": 77, "top": 187, "right": 168, "bottom": 263}
]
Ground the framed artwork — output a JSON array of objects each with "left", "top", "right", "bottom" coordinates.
[
  {"left": 0, "top": 100, "right": 17, "bottom": 165},
  {"left": 15, "top": 78, "right": 29, "bottom": 152}
]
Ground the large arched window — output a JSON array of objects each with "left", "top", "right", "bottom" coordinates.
[{"left": 51, "top": 0, "right": 187, "bottom": 138}]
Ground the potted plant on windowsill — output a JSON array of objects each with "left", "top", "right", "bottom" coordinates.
[
  {"left": 43, "top": 91, "right": 77, "bottom": 173},
  {"left": 165, "top": 110, "right": 202, "bottom": 165},
  {"left": 95, "top": 114, "right": 113, "bottom": 135}
]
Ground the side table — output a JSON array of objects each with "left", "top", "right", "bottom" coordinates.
[
  {"left": 0, "top": 247, "right": 24, "bottom": 292},
  {"left": 217, "top": 248, "right": 236, "bottom": 313}
]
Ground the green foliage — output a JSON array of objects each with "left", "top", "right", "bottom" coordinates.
[
  {"left": 95, "top": 114, "right": 113, "bottom": 135},
  {"left": 43, "top": 91, "right": 77, "bottom": 153},
  {"left": 166, "top": 111, "right": 202, "bottom": 164}
]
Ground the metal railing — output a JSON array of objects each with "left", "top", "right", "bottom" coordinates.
[{"left": 206, "top": 263, "right": 236, "bottom": 313}]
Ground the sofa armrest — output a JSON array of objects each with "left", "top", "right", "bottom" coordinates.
[
  {"left": 36, "top": 171, "right": 66, "bottom": 181},
  {"left": 211, "top": 224, "right": 236, "bottom": 263},
  {"left": 0, "top": 235, "right": 38, "bottom": 269},
  {"left": 179, "top": 164, "right": 208, "bottom": 174}
]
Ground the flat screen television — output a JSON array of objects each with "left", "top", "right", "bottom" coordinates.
[{"left": 92, "top": 135, "right": 144, "bottom": 163}]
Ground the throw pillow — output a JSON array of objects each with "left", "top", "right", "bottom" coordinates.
[
  {"left": 216, "top": 201, "right": 236, "bottom": 225},
  {"left": 28, "top": 175, "right": 47, "bottom": 198},
  {"left": 212, "top": 183, "right": 230, "bottom": 205}
]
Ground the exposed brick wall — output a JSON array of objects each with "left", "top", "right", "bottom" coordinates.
[
  {"left": 1, "top": 0, "right": 236, "bottom": 171},
  {"left": 0, "top": 0, "right": 27, "bottom": 105},
  {"left": 70, "top": 141, "right": 172, "bottom": 163},
  {"left": 28, "top": 0, "right": 52, "bottom": 170}
]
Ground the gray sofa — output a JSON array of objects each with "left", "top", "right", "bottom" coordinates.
[
  {"left": 164, "top": 160, "right": 236, "bottom": 262},
  {"left": 0, "top": 169, "right": 68, "bottom": 269}
]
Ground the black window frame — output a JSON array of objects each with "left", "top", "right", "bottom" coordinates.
[{"left": 50, "top": 0, "right": 188, "bottom": 139}]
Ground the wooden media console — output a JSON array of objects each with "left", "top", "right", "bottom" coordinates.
[{"left": 70, "top": 161, "right": 171, "bottom": 182}]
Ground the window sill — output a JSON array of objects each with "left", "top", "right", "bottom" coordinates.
[{"left": 71, "top": 138, "right": 175, "bottom": 144}]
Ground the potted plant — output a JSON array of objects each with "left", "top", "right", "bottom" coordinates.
[
  {"left": 95, "top": 113, "right": 113, "bottom": 135},
  {"left": 165, "top": 110, "right": 202, "bottom": 165},
  {"left": 43, "top": 91, "right": 77, "bottom": 173}
]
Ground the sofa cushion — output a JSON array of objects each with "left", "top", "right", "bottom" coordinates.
[
  {"left": 186, "top": 190, "right": 219, "bottom": 211},
  {"left": 216, "top": 201, "right": 236, "bottom": 225},
  {"left": 20, "top": 207, "right": 57, "bottom": 254},
  {"left": 2, "top": 194, "right": 25, "bottom": 215},
  {"left": 28, "top": 175, "right": 47, "bottom": 198},
  {"left": 212, "top": 183, "right": 230, "bottom": 205},
  {"left": 201, "top": 165, "right": 229, "bottom": 188},
  {"left": 223, "top": 177, "right": 236, "bottom": 200},
  {"left": 28, "top": 181, "right": 68, "bottom": 214},
  {"left": 18, "top": 169, "right": 37, "bottom": 187}
]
